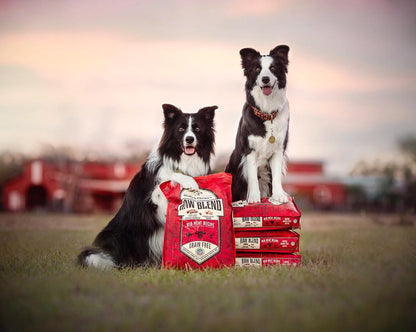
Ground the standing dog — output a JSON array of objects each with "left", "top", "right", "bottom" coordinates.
[
  {"left": 225, "top": 45, "right": 290, "bottom": 204},
  {"left": 78, "top": 104, "right": 217, "bottom": 269}
]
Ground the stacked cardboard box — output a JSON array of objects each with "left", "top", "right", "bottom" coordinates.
[{"left": 232, "top": 197, "right": 301, "bottom": 267}]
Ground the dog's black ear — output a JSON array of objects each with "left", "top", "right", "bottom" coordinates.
[
  {"left": 162, "top": 104, "right": 182, "bottom": 122},
  {"left": 240, "top": 48, "right": 261, "bottom": 69},
  {"left": 197, "top": 105, "right": 218, "bottom": 123},
  {"left": 269, "top": 45, "right": 289, "bottom": 65}
]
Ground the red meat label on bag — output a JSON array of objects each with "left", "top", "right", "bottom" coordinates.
[{"left": 178, "top": 188, "right": 223, "bottom": 264}]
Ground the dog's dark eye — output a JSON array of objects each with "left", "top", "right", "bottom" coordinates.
[
  {"left": 270, "top": 66, "right": 276, "bottom": 72},
  {"left": 255, "top": 67, "right": 261, "bottom": 73},
  {"left": 178, "top": 127, "right": 185, "bottom": 132},
  {"left": 194, "top": 127, "right": 200, "bottom": 132}
]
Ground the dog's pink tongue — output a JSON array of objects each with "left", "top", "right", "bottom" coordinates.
[
  {"left": 185, "top": 146, "right": 195, "bottom": 155},
  {"left": 262, "top": 86, "right": 273, "bottom": 96}
]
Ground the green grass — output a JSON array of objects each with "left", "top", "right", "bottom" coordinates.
[{"left": 0, "top": 213, "right": 415, "bottom": 332}]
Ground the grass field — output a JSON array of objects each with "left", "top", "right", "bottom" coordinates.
[{"left": 0, "top": 212, "right": 415, "bottom": 332}]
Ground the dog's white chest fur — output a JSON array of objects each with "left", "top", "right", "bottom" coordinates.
[{"left": 248, "top": 100, "right": 290, "bottom": 164}]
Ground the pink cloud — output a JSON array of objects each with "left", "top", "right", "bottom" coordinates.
[{"left": 291, "top": 52, "right": 415, "bottom": 95}]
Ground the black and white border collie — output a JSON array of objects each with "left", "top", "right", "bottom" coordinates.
[
  {"left": 225, "top": 45, "right": 290, "bottom": 205},
  {"left": 78, "top": 104, "right": 217, "bottom": 269}
]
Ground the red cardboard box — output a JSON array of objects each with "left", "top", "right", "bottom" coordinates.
[
  {"left": 161, "top": 173, "right": 235, "bottom": 269},
  {"left": 235, "top": 230, "right": 299, "bottom": 253},
  {"left": 235, "top": 253, "right": 301, "bottom": 267},
  {"left": 232, "top": 197, "right": 301, "bottom": 230}
]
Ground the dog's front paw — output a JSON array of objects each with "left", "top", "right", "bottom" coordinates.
[
  {"left": 269, "top": 192, "right": 289, "bottom": 205},
  {"left": 173, "top": 174, "right": 199, "bottom": 190},
  {"left": 247, "top": 188, "right": 261, "bottom": 204},
  {"left": 181, "top": 178, "right": 199, "bottom": 190}
]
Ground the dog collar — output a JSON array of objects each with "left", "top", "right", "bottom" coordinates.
[
  {"left": 251, "top": 106, "right": 278, "bottom": 122},
  {"left": 251, "top": 105, "right": 278, "bottom": 144}
]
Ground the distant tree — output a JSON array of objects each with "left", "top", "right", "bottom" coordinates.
[
  {"left": 37, "top": 144, "right": 76, "bottom": 163},
  {"left": 346, "top": 184, "right": 368, "bottom": 211},
  {"left": 0, "top": 151, "right": 27, "bottom": 185},
  {"left": 0, "top": 151, "right": 27, "bottom": 210},
  {"left": 398, "top": 135, "right": 416, "bottom": 211},
  {"left": 349, "top": 135, "right": 416, "bottom": 213},
  {"left": 399, "top": 135, "right": 416, "bottom": 163}
]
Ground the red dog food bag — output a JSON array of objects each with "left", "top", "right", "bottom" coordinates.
[
  {"left": 161, "top": 172, "right": 235, "bottom": 269},
  {"left": 236, "top": 253, "right": 301, "bottom": 267},
  {"left": 234, "top": 230, "right": 300, "bottom": 253},
  {"left": 232, "top": 197, "right": 301, "bottom": 231}
]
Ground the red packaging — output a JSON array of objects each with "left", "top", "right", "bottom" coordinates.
[
  {"left": 234, "top": 230, "right": 299, "bottom": 253},
  {"left": 161, "top": 172, "right": 235, "bottom": 269},
  {"left": 235, "top": 253, "right": 301, "bottom": 267},
  {"left": 232, "top": 197, "right": 301, "bottom": 230}
]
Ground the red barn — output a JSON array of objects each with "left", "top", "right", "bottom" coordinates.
[
  {"left": 2, "top": 159, "right": 345, "bottom": 212},
  {"left": 283, "top": 160, "right": 345, "bottom": 209},
  {"left": 2, "top": 160, "right": 141, "bottom": 213}
]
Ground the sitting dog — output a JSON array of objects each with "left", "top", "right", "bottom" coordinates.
[
  {"left": 225, "top": 45, "right": 290, "bottom": 205},
  {"left": 78, "top": 104, "right": 217, "bottom": 269}
]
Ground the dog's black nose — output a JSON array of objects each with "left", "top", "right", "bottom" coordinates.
[
  {"left": 185, "top": 136, "right": 194, "bottom": 144},
  {"left": 262, "top": 76, "right": 270, "bottom": 84}
]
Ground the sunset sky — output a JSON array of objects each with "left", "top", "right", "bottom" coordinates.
[{"left": 1, "top": 0, "right": 415, "bottom": 175}]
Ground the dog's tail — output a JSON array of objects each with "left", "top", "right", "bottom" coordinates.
[{"left": 77, "top": 247, "right": 116, "bottom": 270}]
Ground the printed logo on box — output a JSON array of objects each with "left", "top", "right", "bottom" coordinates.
[
  {"left": 235, "top": 257, "right": 262, "bottom": 267},
  {"left": 233, "top": 216, "right": 263, "bottom": 228},
  {"left": 235, "top": 237, "right": 260, "bottom": 249}
]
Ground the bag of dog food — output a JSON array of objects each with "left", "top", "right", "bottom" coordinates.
[
  {"left": 235, "top": 253, "right": 301, "bottom": 267},
  {"left": 161, "top": 172, "right": 235, "bottom": 269},
  {"left": 232, "top": 197, "right": 301, "bottom": 230},
  {"left": 234, "top": 230, "right": 299, "bottom": 253}
]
